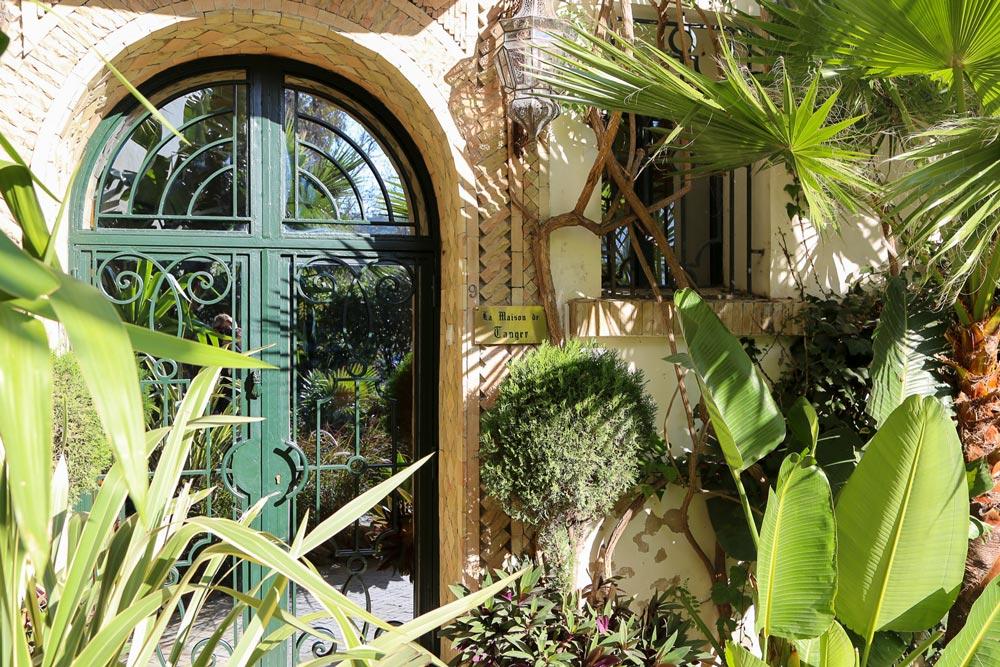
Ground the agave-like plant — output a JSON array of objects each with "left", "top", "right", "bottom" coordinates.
[
  {"left": 2, "top": 366, "right": 518, "bottom": 665},
  {"left": 546, "top": 0, "right": 1000, "bottom": 640}
]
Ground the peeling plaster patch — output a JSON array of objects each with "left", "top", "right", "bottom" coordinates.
[
  {"left": 651, "top": 576, "right": 681, "bottom": 592},
  {"left": 654, "top": 547, "right": 668, "bottom": 563},
  {"left": 631, "top": 527, "right": 650, "bottom": 553},
  {"left": 617, "top": 566, "right": 636, "bottom": 579}
]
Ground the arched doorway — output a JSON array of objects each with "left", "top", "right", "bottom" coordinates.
[{"left": 70, "top": 57, "right": 440, "bottom": 663}]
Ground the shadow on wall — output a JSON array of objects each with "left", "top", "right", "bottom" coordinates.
[
  {"left": 768, "top": 169, "right": 889, "bottom": 298},
  {"left": 583, "top": 485, "right": 719, "bottom": 627}
]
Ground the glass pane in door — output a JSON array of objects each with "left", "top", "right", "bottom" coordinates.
[{"left": 287, "top": 256, "right": 418, "bottom": 657}]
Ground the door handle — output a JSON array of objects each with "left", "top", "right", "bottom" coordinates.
[{"left": 245, "top": 370, "right": 261, "bottom": 401}]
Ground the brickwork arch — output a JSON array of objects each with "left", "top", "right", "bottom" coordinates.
[{"left": 0, "top": 0, "right": 478, "bottom": 604}]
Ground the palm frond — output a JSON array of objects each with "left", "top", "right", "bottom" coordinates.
[
  {"left": 544, "top": 29, "right": 873, "bottom": 227},
  {"left": 890, "top": 117, "right": 1000, "bottom": 308},
  {"left": 750, "top": 0, "right": 1000, "bottom": 115}
]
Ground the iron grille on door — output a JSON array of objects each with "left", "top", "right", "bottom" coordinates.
[{"left": 71, "top": 58, "right": 440, "bottom": 665}]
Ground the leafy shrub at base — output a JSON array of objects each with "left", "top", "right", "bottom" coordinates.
[{"left": 442, "top": 562, "right": 706, "bottom": 666}]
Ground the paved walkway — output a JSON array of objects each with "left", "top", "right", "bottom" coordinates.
[{"left": 156, "top": 565, "right": 414, "bottom": 665}]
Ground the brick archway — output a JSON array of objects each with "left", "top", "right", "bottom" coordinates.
[{"left": 2, "top": 0, "right": 478, "bottom": 606}]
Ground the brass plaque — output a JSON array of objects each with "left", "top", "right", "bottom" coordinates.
[{"left": 474, "top": 306, "right": 548, "bottom": 345}]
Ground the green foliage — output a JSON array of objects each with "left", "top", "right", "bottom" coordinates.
[
  {"left": 889, "top": 119, "right": 1000, "bottom": 312},
  {"left": 755, "top": 453, "right": 837, "bottom": 641},
  {"left": 773, "top": 284, "right": 880, "bottom": 437},
  {"left": 673, "top": 289, "right": 786, "bottom": 474},
  {"left": 866, "top": 277, "right": 951, "bottom": 426},
  {"left": 441, "top": 563, "right": 705, "bottom": 667},
  {"left": 51, "top": 353, "right": 112, "bottom": 500},
  {"left": 479, "top": 341, "right": 657, "bottom": 585},
  {"left": 835, "top": 396, "right": 968, "bottom": 659},
  {"left": 936, "top": 577, "right": 1000, "bottom": 667},
  {"left": 547, "top": 30, "right": 873, "bottom": 228},
  {"left": 793, "top": 621, "right": 856, "bottom": 667},
  {"left": 0, "top": 44, "right": 520, "bottom": 662},
  {"left": 671, "top": 288, "right": 967, "bottom": 667},
  {"left": 745, "top": 0, "right": 1000, "bottom": 308}
]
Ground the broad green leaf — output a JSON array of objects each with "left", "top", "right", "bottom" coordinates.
[
  {"left": 0, "top": 162, "right": 49, "bottom": 260},
  {"left": 795, "top": 621, "right": 857, "bottom": 667},
  {"left": 724, "top": 643, "right": 769, "bottom": 667},
  {"left": 968, "top": 459, "right": 994, "bottom": 498},
  {"left": 49, "top": 275, "right": 149, "bottom": 517},
  {"left": 863, "top": 631, "right": 909, "bottom": 667},
  {"left": 867, "top": 278, "right": 949, "bottom": 426},
  {"left": 0, "top": 30, "right": 8, "bottom": 56},
  {"left": 0, "top": 306, "right": 51, "bottom": 569},
  {"left": 673, "top": 288, "right": 785, "bottom": 471},
  {"left": 936, "top": 578, "right": 1000, "bottom": 667},
  {"left": 815, "top": 423, "right": 862, "bottom": 498},
  {"left": 707, "top": 495, "right": 759, "bottom": 561},
  {"left": 0, "top": 233, "right": 58, "bottom": 299},
  {"left": 835, "top": 396, "right": 968, "bottom": 661},
  {"left": 756, "top": 453, "right": 837, "bottom": 640},
  {"left": 788, "top": 396, "right": 819, "bottom": 453},
  {"left": 898, "top": 631, "right": 943, "bottom": 667}
]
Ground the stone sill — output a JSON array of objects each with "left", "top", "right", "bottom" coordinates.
[{"left": 569, "top": 296, "right": 804, "bottom": 338}]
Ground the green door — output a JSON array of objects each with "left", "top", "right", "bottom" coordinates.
[{"left": 71, "top": 58, "right": 439, "bottom": 664}]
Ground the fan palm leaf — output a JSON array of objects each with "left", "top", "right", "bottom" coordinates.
[
  {"left": 545, "top": 30, "right": 873, "bottom": 228},
  {"left": 750, "top": 0, "right": 1000, "bottom": 114},
  {"left": 889, "top": 118, "right": 1000, "bottom": 312}
]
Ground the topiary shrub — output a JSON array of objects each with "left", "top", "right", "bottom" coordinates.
[
  {"left": 479, "top": 341, "right": 657, "bottom": 590},
  {"left": 51, "top": 353, "right": 113, "bottom": 500}
]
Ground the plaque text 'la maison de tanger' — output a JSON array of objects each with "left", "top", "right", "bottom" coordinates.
[{"left": 474, "top": 306, "right": 548, "bottom": 345}]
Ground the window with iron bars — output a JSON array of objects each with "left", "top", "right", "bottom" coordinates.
[{"left": 601, "top": 17, "right": 756, "bottom": 297}]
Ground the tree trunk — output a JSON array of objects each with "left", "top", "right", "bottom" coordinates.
[{"left": 946, "top": 320, "right": 1000, "bottom": 640}]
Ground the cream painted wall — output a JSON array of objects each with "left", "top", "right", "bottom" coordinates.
[
  {"left": 754, "top": 166, "right": 890, "bottom": 298},
  {"left": 570, "top": 335, "right": 785, "bottom": 627},
  {"left": 546, "top": 113, "right": 603, "bottom": 333}
]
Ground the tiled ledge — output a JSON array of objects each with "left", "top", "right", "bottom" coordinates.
[{"left": 569, "top": 296, "right": 804, "bottom": 338}]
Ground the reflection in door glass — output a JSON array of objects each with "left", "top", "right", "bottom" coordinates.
[
  {"left": 290, "top": 257, "right": 417, "bottom": 653},
  {"left": 98, "top": 84, "right": 250, "bottom": 231}
]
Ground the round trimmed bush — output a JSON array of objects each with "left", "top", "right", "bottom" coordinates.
[{"left": 479, "top": 341, "right": 657, "bottom": 588}]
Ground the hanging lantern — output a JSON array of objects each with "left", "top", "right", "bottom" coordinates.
[{"left": 495, "top": 0, "right": 567, "bottom": 140}]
